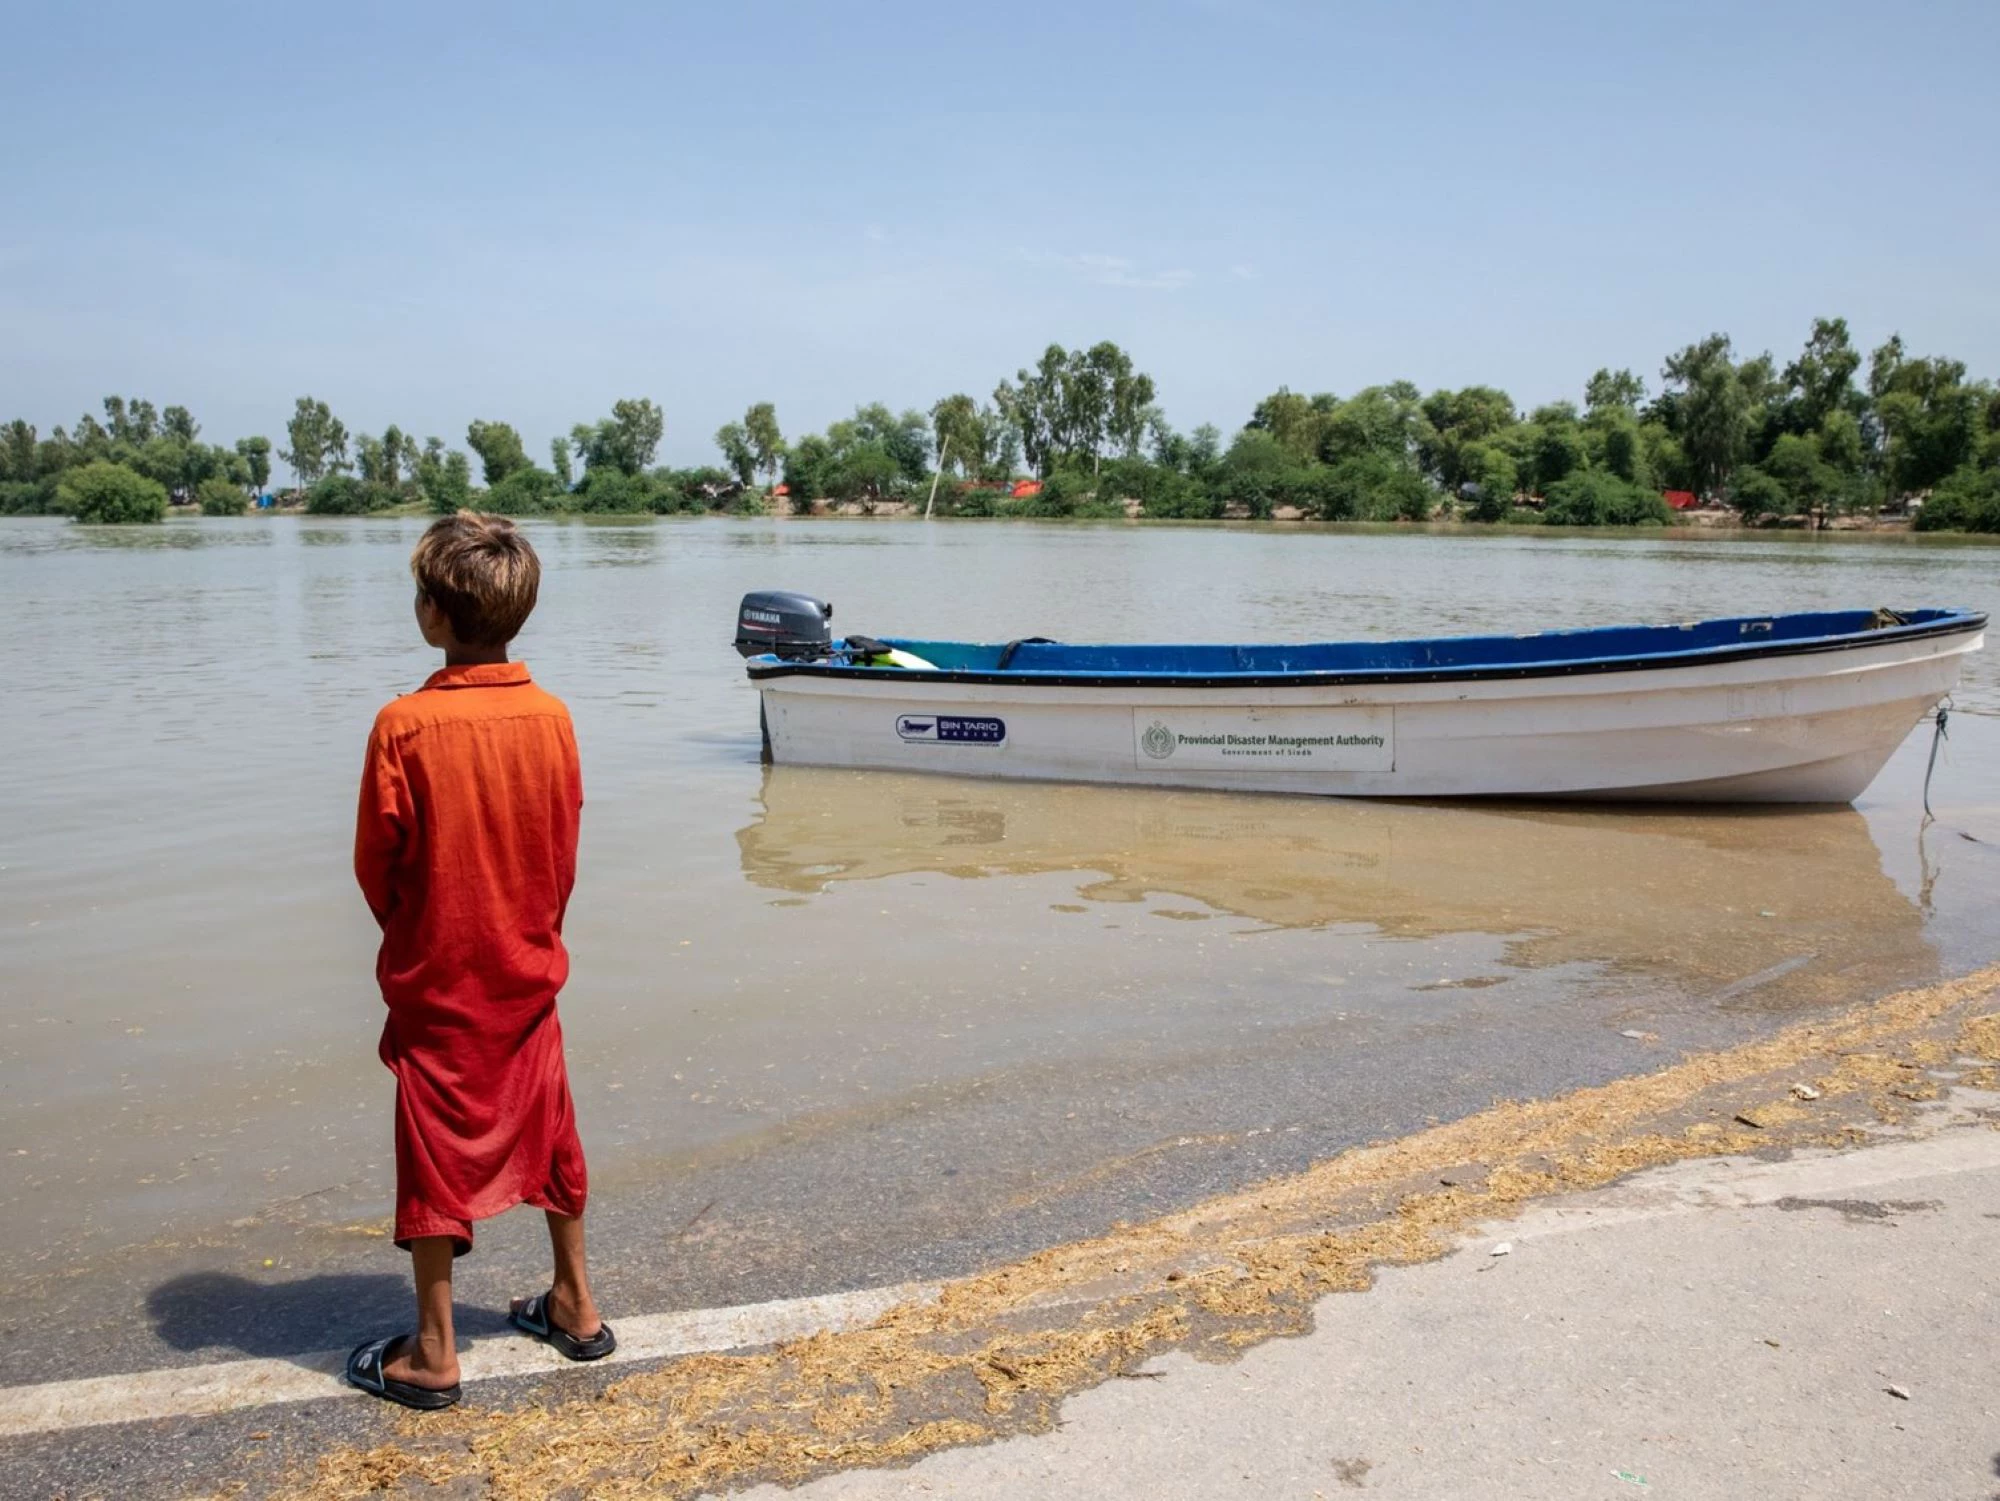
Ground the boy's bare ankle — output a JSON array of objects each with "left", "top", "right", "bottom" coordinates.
[
  {"left": 550, "top": 1281, "right": 600, "bottom": 1333},
  {"left": 386, "top": 1331, "right": 461, "bottom": 1386}
]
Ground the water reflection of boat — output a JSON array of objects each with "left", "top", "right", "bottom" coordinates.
[{"left": 738, "top": 767, "right": 1936, "bottom": 1010}]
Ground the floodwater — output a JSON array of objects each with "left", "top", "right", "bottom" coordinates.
[{"left": 3, "top": 516, "right": 1998, "bottom": 1380}]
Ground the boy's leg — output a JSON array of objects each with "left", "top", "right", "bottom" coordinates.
[
  {"left": 514, "top": 1209, "right": 602, "bottom": 1337},
  {"left": 383, "top": 1235, "right": 462, "bottom": 1387}
]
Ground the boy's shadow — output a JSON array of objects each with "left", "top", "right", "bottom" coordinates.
[{"left": 148, "top": 1271, "right": 514, "bottom": 1366}]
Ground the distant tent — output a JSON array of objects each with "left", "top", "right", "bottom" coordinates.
[
  {"left": 1010, "top": 480, "right": 1043, "bottom": 499},
  {"left": 771, "top": 483, "right": 790, "bottom": 497},
  {"left": 1663, "top": 490, "right": 1699, "bottom": 511}
]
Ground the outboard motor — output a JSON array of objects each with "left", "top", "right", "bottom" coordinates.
[{"left": 735, "top": 591, "right": 833, "bottom": 660}]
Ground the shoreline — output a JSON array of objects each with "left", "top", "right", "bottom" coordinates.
[
  {"left": 260, "top": 964, "right": 2000, "bottom": 1498},
  {"left": 139, "top": 505, "right": 2000, "bottom": 545}
]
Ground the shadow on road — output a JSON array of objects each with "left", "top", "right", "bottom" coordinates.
[{"left": 147, "top": 1270, "right": 514, "bottom": 1365}]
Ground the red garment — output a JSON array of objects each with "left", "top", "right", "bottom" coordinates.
[{"left": 354, "top": 661, "right": 587, "bottom": 1251}]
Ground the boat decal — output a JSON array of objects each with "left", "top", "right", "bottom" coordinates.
[
  {"left": 1133, "top": 707, "right": 1395, "bottom": 771},
  {"left": 897, "top": 714, "right": 1006, "bottom": 745}
]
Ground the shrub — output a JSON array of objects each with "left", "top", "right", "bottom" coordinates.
[
  {"left": 1005, "top": 468, "right": 1124, "bottom": 517},
  {"left": 198, "top": 478, "right": 246, "bottom": 516},
  {"left": 305, "top": 474, "right": 371, "bottom": 515},
  {"left": 0, "top": 478, "right": 60, "bottom": 515},
  {"left": 1306, "top": 454, "right": 1435, "bottom": 521},
  {"left": 1543, "top": 471, "right": 1671, "bottom": 526},
  {"left": 1915, "top": 463, "right": 2000, "bottom": 533},
  {"left": 1099, "top": 457, "right": 1212, "bottom": 519},
  {"left": 1728, "top": 467, "right": 1787, "bottom": 520},
  {"left": 947, "top": 484, "right": 999, "bottom": 517},
  {"left": 649, "top": 465, "right": 735, "bottom": 514},
  {"left": 567, "top": 468, "right": 650, "bottom": 513},
  {"left": 1210, "top": 429, "right": 1297, "bottom": 518},
  {"left": 484, "top": 465, "right": 564, "bottom": 516},
  {"left": 59, "top": 461, "right": 168, "bottom": 524}
]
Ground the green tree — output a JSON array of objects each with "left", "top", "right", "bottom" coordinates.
[
  {"left": 1593, "top": 412, "right": 1650, "bottom": 486},
  {"left": 572, "top": 399, "right": 665, "bottom": 476},
  {"left": 1761, "top": 432, "right": 1834, "bottom": 514},
  {"left": 103, "top": 397, "right": 159, "bottom": 444},
  {"left": 1658, "top": 335, "right": 1749, "bottom": 499},
  {"left": 835, "top": 404, "right": 931, "bottom": 482},
  {"left": 381, "top": 426, "right": 416, "bottom": 486},
  {"left": 1461, "top": 446, "right": 1519, "bottom": 521},
  {"left": 1318, "top": 383, "right": 1426, "bottom": 467},
  {"left": 234, "top": 436, "right": 272, "bottom": 494},
  {"left": 930, "top": 393, "right": 983, "bottom": 477},
  {"left": 355, "top": 434, "right": 390, "bottom": 487},
  {"left": 72, "top": 413, "right": 111, "bottom": 459},
  {"left": 550, "top": 435, "right": 574, "bottom": 490},
  {"left": 161, "top": 405, "right": 198, "bottom": 443},
  {"left": 996, "top": 341, "right": 1155, "bottom": 476},
  {"left": 0, "top": 420, "right": 36, "bottom": 481},
  {"left": 1584, "top": 368, "right": 1646, "bottom": 417},
  {"left": 59, "top": 461, "right": 168, "bottom": 524},
  {"left": 1782, "top": 317, "right": 1861, "bottom": 433},
  {"left": 1869, "top": 336, "right": 1983, "bottom": 498},
  {"left": 744, "top": 402, "right": 785, "bottom": 486},
  {"left": 1418, "top": 385, "right": 1516, "bottom": 490},
  {"left": 715, "top": 421, "right": 757, "bottom": 486},
  {"left": 466, "top": 419, "right": 529, "bottom": 484},
  {"left": 417, "top": 443, "right": 473, "bottom": 513},
  {"left": 1248, "top": 387, "right": 1327, "bottom": 464},
  {"left": 280, "top": 397, "right": 348, "bottom": 487}
]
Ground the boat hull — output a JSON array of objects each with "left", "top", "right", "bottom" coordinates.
[{"left": 754, "top": 622, "right": 1981, "bottom": 802}]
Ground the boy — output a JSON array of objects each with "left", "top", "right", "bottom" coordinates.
[{"left": 345, "top": 510, "right": 614, "bottom": 1411}]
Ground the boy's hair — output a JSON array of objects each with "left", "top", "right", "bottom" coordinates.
[{"left": 409, "top": 510, "right": 541, "bottom": 647}]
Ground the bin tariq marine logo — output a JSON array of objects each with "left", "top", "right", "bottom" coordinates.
[{"left": 1141, "top": 720, "right": 1177, "bottom": 760}]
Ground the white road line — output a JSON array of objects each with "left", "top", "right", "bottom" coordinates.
[{"left": 0, "top": 1281, "right": 934, "bottom": 1440}]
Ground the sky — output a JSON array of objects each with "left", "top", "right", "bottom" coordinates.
[{"left": 2, "top": 0, "right": 1997, "bottom": 476}]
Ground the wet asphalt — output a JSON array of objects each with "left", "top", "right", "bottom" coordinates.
[{"left": 7, "top": 960, "right": 1834, "bottom": 1501}]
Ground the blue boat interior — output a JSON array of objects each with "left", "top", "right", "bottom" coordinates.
[{"left": 815, "top": 607, "right": 1978, "bottom": 677}]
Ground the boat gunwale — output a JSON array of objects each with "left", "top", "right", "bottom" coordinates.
[{"left": 743, "top": 610, "right": 1987, "bottom": 691}]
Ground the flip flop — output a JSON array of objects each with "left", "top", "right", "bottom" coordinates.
[
  {"left": 509, "top": 1289, "right": 617, "bottom": 1361},
  {"left": 344, "top": 1335, "right": 463, "bottom": 1411}
]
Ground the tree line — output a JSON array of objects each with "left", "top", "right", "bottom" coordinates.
[{"left": 4, "top": 315, "right": 1996, "bottom": 530}]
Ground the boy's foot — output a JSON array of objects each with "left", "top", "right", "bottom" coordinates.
[
  {"left": 509, "top": 1288, "right": 617, "bottom": 1361},
  {"left": 345, "top": 1335, "right": 463, "bottom": 1410}
]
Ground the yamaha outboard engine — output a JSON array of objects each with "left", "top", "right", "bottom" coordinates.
[{"left": 735, "top": 591, "right": 833, "bottom": 660}]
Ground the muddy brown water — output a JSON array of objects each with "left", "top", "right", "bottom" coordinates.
[{"left": 2, "top": 515, "right": 1997, "bottom": 1377}]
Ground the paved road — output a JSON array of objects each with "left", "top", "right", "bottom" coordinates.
[{"left": 738, "top": 1123, "right": 2000, "bottom": 1501}]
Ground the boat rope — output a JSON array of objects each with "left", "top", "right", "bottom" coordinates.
[{"left": 1922, "top": 695, "right": 1953, "bottom": 820}]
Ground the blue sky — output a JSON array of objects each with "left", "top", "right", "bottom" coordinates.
[{"left": 2, "top": 0, "right": 1996, "bottom": 476}]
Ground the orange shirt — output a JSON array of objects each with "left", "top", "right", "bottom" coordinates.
[{"left": 354, "top": 661, "right": 587, "bottom": 1247}]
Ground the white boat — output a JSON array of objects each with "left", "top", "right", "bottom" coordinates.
[{"left": 733, "top": 596, "right": 1985, "bottom": 803}]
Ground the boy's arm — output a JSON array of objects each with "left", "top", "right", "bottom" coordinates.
[
  {"left": 354, "top": 727, "right": 412, "bottom": 927},
  {"left": 554, "top": 719, "right": 583, "bottom": 927}
]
